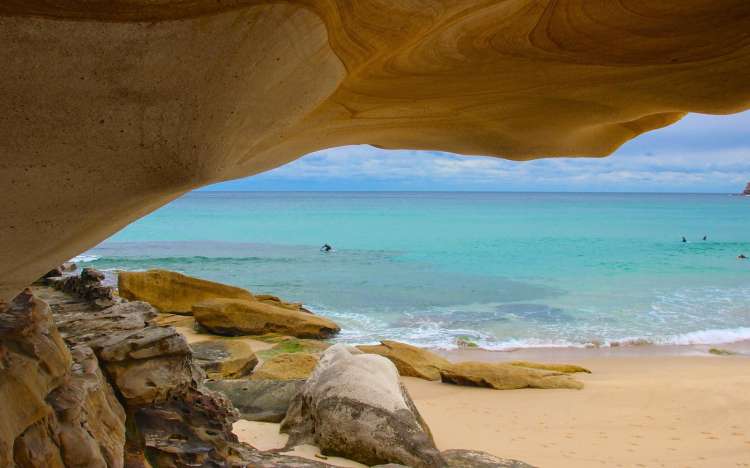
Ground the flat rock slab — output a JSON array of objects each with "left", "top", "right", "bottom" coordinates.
[
  {"left": 191, "top": 339, "right": 258, "bottom": 379},
  {"left": 205, "top": 379, "right": 305, "bottom": 423},
  {"left": 442, "top": 449, "right": 536, "bottom": 468},
  {"left": 251, "top": 353, "right": 320, "bottom": 381},
  {"left": 440, "top": 362, "right": 583, "bottom": 390}
]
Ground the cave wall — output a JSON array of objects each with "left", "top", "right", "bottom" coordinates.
[{"left": 1, "top": 0, "right": 750, "bottom": 301}]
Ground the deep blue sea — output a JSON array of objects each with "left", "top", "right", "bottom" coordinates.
[{"left": 78, "top": 192, "right": 750, "bottom": 349}]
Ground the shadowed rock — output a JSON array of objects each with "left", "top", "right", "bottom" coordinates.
[
  {"left": 442, "top": 449, "right": 536, "bottom": 468},
  {"left": 281, "top": 344, "right": 445, "bottom": 467},
  {"left": 192, "top": 339, "right": 258, "bottom": 379},
  {"left": 205, "top": 379, "right": 305, "bottom": 422}
]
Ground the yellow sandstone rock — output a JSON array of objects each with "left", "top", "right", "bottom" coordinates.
[
  {"left": 2, "top": 2, "right": 750, "bottom": 300},
  {"left": 440, "top": 362, "right": 584, "bottom": 390},
  {"left": 509, "top": 361, "right": 591, "bottom": 374},
  {"left": 192, "top": 298, "right": 340, "bottom": 339},
  {"left": 251, "top": 353, "right": 320, "bottom": 381},
  {"left": 191, "top": 339, "right": 258, "bottom": 379},
  {"left": 357, "top": 340, "right": 451, "bottom": 381},
  {"left": 118, "top": 270, "right": 255, "bottom": 315}
]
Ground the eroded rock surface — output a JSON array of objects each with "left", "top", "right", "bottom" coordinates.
[
  {"left": 0, "top": 290, "right": 125, "bottom": 467},
  {"left": 281, "top": 344, "right": 445, "bottom": 467},
  {"left": 440, "top": 362, "right": 584, "bottom": 390},
  {"left": 357, "top": 340, "right": 451, "bottom": 381},
  {"left": 118, "top": 269, "right": 255, "bottom": 315},
  {"left": 251, "top": 353, "right": 320, "bottom": 381},
  {"left": 191, "top": 339, "right": 258, "bottom": 379},
  {"left": 193, "top": 298, "right": 340, "bottom": 339},
  {"left": 205, "top": 379, "right": 305, "bottom": 422},
  {"left": 442, "top": 449, "right": 536, "bottom": 468},
  {"left": 2, "top": 1, "right": 750, "bottom": 302},
  {"left": 509, "top": 361, "right": 591, "bottom": 374}
]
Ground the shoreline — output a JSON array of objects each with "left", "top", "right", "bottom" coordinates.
[{"left": 165, "top": 313, "right": 750, "bottom": 467}]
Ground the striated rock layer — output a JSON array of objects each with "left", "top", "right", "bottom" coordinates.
[{"left": 2, "top": 1, "right": 750, "bottom": 300}]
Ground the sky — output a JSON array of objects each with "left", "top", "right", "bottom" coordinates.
[{"left": 204, "top": 111, "right": 750, "bottom": 193}]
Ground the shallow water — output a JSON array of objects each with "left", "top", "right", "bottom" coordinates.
[{"left": 80, "top": 192, "right": 750, "bottom": 349}]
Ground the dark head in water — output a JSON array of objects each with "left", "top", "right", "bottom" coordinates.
[
  {"left": 682, "top": 236, "right": 687, "bottom": 243},
  {"left": 321, "top": 244, "right": 332, "bottom": 252},
  {"left": 739, "top": 254, "right": 748, "bottom": 260}
]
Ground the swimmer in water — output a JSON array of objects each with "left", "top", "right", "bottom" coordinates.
[
  {"left": 739, "top": 254, "right": 747, "bottom": 259},
  {"left": 320, "top": 243, "right": 332, "bottom": 252},
  {"left": 682, "top": 236, "right": 687, "bottom": 243}
]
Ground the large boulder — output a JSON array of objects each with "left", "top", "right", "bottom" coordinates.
[
  {"left": 281, "top": 344, "right": 446, "bottom": 468},
  {"left": 191, "top": 339, "right": 258, "bottom": 379},
  {"left": 205, "top": 379, "right": 305, "bottom": 422},
  {"left": 251, "top": 353, "right": 320, "bottom": 381},
  {"left": 440, "top": 362, "right": 583, "bottom": 390},
  {"left": 193, "top": 298, "right": 340, "bottom": 339},
  {"left": 442, "top": 449, "right": 535, "bottom": 468},
  {"left": 357, "top": 340, "right": 451, "bottom": 381},
  {"left": 118, "top": 269, "right": 255, "bottom": 314}
]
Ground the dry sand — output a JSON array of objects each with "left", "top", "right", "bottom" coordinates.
[
  {"left": 407, "top": 348, "right": 750, "bottom": 468},
  {"left": 230, "top": 344, "right": 750, "bottom": 467},
  {"left": 168, "top": 314, "right": 750, "bottom": 467}
]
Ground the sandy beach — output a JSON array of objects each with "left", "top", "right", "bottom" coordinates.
[
  {"left": 407, "top": 349, "right": 750, "bottom": 468},
  {"left": 229, "top": 340, "right": 750, "bottom": 467},
  {"left": 164, "top": 313, "right": 750, "bottom": 467}
]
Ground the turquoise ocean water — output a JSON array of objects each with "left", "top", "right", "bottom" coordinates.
[{"left": 79, "top": 192, "right": 750, "bottom": 349}]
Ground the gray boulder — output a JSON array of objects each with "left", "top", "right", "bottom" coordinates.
[
  {"left": 205, "top": 379, "right": 305, "bottom": 422},
  {"left": 442, "top": 449, "right": 536, "bottom": 468},
  {"left": 281, "top": 344, "right": 445, "bottom": 468}
]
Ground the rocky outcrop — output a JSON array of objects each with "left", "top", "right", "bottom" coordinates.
[
  {"left": 205, "top": 379, "right": 305, "bottom": 423},
  {"left": 2, "top": 279, "right": 354, "bottom": 467},
  {"left": 256, "top": 337, "right": 331, "bottom": 360},
  {"left": 251, "top": 353, "right": 320, "bottom": 381},
  {"left": 281, "top": 344, "right": 445, "bottom": 468},
  {"left": 0, "top": 289, "right": 126, "bottom": 467},
  {"left": 357, "top": 340, "right": 451, "bottom": 381},
  {"left": 256, "top": 294, "right": 312, "bottom": 313},
  {"left": 440, "top": 362, "right": 584, "bottom": 390},
  {"left": 509, "top": 361, "right": 591, "bottom": 374},
  {"left": 118, "top": 269, "right": 255, "bottom": 315},
  {"left": 193, "top": 298, "right": 340, "bottom": 339},
  {"left": 191, "top": 339, "right": 258, "bottom": 379},
  {"left": 441, "top": 449, "right": 536, "bottom": 468},
  {"left": 46, "top": 268, "right": 116, "bottom": 309}
]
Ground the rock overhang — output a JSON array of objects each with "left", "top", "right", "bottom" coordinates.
[{"left": 1, "top": 0, "right": 750, "bottom": 301}]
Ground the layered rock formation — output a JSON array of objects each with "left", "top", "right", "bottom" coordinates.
[
  {"left": 0, "top": 290, "right": 126, "bottom": 467},
  {"left": 2, "top": 1, "right": 750, "bottom": 301},
  {"left": 193, "top": 298, "right": 340, "bottom": 339},
  {"left": 118, "top": 270, "right": 255, "bottom": 314},
  {"left": 440, "top": 362, "right": 584, "bottom": 390}
]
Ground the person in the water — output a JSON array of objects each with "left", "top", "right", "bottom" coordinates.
[
  {"left": 703, "top": 235, "right": 707, "bottom": 241},
  {"left": 682, "top": 236, "right": 687, "bottom": 243},
  {"left": 739, "top": 254, "right": 748, "bottom": 259},
  {"left": 320, "top": 244, "right": 332, "bottom": 252}
]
